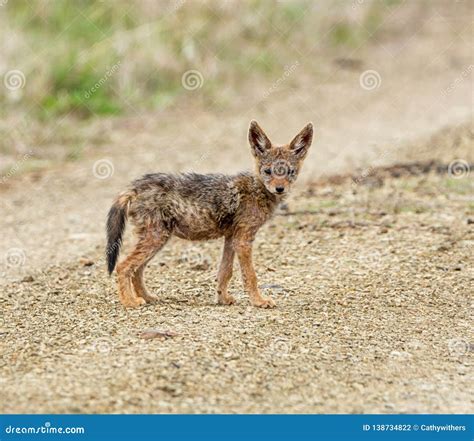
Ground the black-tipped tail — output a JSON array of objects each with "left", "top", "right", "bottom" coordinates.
[{"left": 106, "top": 200, "right": 127, "bottom": 274}]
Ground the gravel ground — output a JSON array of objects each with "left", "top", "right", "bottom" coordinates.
[
  {"left": 1, "top": 162, "right": 472, "bottom": 413},
  {"left": 0, "top": 1, "right": 472, "bottom": 415}
]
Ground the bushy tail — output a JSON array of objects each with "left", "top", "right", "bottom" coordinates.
[{"left": 106, "top": 194, "right": 130, "bottom": 274}]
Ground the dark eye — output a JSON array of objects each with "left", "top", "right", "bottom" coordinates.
[
  {"left": 289, "top": 169, "right": 296, "bottom": 176},
  {"left": 264, "top": 168, "right": 272, "bottom": 175}
]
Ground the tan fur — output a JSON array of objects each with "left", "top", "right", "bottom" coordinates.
[{"left": 106, "top": 121, "right": 314, "bottom": 308}]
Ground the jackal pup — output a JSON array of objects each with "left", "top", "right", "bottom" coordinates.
[{"left": 106, "top": 121, "right": 314, "bottom": 308}]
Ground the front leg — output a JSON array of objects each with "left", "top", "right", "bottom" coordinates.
[
  {"left": 216, "top": 236, "right": 236, "bottom": 305},
  {"left": 233, "top": 235, "right": 276, "bottom": 308}
]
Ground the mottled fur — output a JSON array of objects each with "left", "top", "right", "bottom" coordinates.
[{"left": 106, "top": 121, "right": 314, "bottom": 308}]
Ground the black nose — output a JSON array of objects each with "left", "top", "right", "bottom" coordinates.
[{"left": 275, "top": 186, "right": 285, "bottom": 194}]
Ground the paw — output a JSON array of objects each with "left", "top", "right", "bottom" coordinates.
[
  {"left": 121, "top": 297, "right": 147, "bottom": 308},
  {"left": 141, "top": 293, "right": 160, "bottom": 303},
  {"left": 252, "top": 296, "right": 276, "bottom": 308},
  {"left": 217, "top": 294, "right": 236, "bottom": 305}
]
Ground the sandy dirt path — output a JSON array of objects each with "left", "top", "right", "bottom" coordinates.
[{"left": 1, "top": 145, "right": 473, "bottom": 413}]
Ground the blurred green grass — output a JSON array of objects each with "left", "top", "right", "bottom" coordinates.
[{"left": 0, "top": 0, "right": 396, "bottom": 120}]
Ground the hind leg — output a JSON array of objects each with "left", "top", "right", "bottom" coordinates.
[
  {"left": 132, "top": 265, "right": 152, "bottom": 302},
  {"left": 117, "top": 227, "right": 169, "bottom": 308},
  {"left": 132, "top": 260, "right": 162, "bottom": 303},
  {"left": 117, "top": 275, "right": 138, "bottom": 307},
  {"left": 134, "top": 227, "right": 170, "bottom": 303}
]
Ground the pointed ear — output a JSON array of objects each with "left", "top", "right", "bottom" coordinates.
[
  {"left": 289, "top": 123, "right": 313, "bottom": 159},
  {"left": 248, "top": 120, "right": 272, "bottom": 157}
]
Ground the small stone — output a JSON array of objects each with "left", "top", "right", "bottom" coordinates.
[
  {"left": 21, "top": 275, "right": 34, "bottom": 283},
  {"left": 223, "top": 352, "right": 239, "bottom": 360},
  {"left": 79, "top": 258, "right": 94, "bottom": 267}
]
